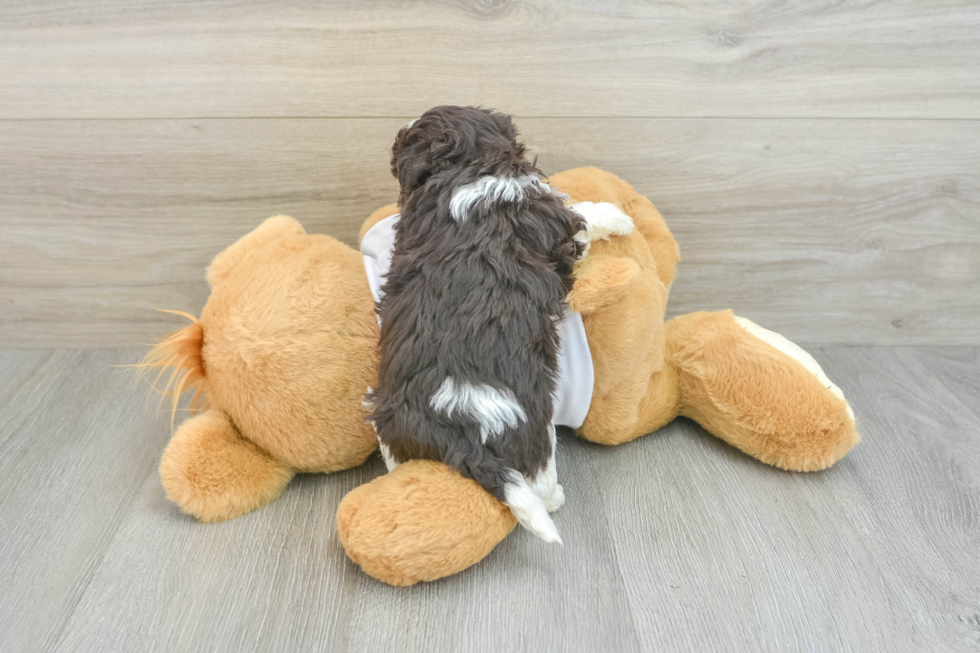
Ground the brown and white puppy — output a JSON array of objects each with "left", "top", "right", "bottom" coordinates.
[{"left": 364, "top": 106, "right": 584, "bottom": 543}]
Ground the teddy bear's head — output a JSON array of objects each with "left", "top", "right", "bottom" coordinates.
[{"left": 141, "top": 216, "right": 379, "bottom": 475}]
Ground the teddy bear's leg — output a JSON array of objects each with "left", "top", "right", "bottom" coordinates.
[
  {"left": 666, "top": 310, "right": 859, "bottom": 472},
  {"left": 336, "top": 460, "right": 517, "bottom": 586},
  {"left": 159, "top": 409, "right": 294, "bottom": 522}
]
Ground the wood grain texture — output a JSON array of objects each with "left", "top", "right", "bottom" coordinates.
[
  {"left": 0, "top": 349, "right": 170, "bottom": 652},
  {"left": 1, "top": 0, "right": 979, "bottom": 119},
  {"left": 1, "top": 347, "right": 978, "bottom": 652},
  {"left": 2, "top": 118, "right": 978, "bottom": 347},
  {"left": 0, "top": 119, "right": 400, "bottom": 348},
  {"left": 53, "top": 432, "right": 643, "bottom": 653},
  {"left": 588, "top": 346, "right": 980, "bottom": 651}
]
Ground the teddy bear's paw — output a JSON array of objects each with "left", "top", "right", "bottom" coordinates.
[
  {"left": 336, "top": 459, "right": 517, "bottom": 586},
  {"left": 159, "top": 409, "right": 294, "bottom": 522}
]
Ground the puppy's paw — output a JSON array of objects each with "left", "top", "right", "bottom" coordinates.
[
  {"left": 545, "top": 483, "right": 565, "bottom": 513},
  {"left": 571, "top": 201, "right": 635, "bottom": 259}
]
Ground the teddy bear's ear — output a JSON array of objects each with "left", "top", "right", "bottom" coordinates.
[
  {"left": 359, "top": 204, "right": 400, "bottom": 244},
  {"left": 206, "top": 215, "right": 305, "bottom": 288},
  {"left": 567, "top": 256, "right": 641, "bottom": 315}
]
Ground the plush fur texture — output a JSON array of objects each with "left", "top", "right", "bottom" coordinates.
[
  {"left": 336, "top": 459, "right": 518, "bottom": 586},
  {"left": 340, "top": 167, "right": 859, "bottom": 584},
  {"left": 196, "top": 217, "right": 380, "bottom": 474},
  {"left": 555, "top": 167, "right": 680, "bottom": 293},
  {"left": 159, "top": 409, "right": 294, "bottom": 522},
  {"left": 557, "top": 170, "right": 675, "bottom": 446},
  {"left": 141, "top": 166, "right": 859, "bottom": 585},
  {"left": 367, "top": 107, "right": 583, "bottom": 543},
  {"left": 668, "top": 310, "right": 860, "bottom": 471},
  {"left": 134, "top": 310, "right": 208, "bottom": 428},
  {"left": 143, "top": 215, "right": 380, "bottom": 522}
]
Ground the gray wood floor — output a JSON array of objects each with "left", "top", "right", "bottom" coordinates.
[{"left": 1, "top": 346, "right": 977, "bottom": 652}]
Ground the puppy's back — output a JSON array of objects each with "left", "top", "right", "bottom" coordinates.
[{"left": 369, "top": 106, "right": 583, "bottom": 542}]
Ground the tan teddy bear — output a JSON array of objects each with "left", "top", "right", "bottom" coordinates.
[{"left": 141, "top": 167, "right": 858, "bottom": 585}]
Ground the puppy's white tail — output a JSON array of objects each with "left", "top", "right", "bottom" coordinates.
[
  {"left": 503, "top": 471, "right": 563, "bottom": 544},
  {"left": 459, "top": 443, "right": 563, "bottom": 544}
]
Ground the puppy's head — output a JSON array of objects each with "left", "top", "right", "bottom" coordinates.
[{"left": 391, "top": 106, "right": 527, "bottom": 205}]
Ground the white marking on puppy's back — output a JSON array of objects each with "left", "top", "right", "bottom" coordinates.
[
  {"left": 570, "top": 201, "right": 635, "bottom": 258},
  {"left": 450, "top": 175, "right": 553, "bottom": 222},
  {"left": 429, "top": 378, "right": 527, "bottom": 443},
  {"left": 503, "top": 471, "right": 563, "bottom": 544}
]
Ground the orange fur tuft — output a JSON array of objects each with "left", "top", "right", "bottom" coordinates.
[{"left": 131, "top": 310, "right": 209, "bottom": 428}]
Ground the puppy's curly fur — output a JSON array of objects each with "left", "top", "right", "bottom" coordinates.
[{"left": 365, "top": 106, "right": 584, "bottom": 543}]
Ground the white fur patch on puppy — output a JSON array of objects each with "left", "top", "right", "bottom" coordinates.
[
  {"left": 449, "top": 175, "right": 553, "bottom": 222},
  {"left": 503, "top": 471, "right": 563, "bottom": 544},
  {"left": 570, "top": 201, "right": 635, "bottom": 258},
  {"left": 429, "top": 378, "right": 527, "bottom": 443},
  {"left": 734, "top": 316, "right": 856, "bottom": 421}
]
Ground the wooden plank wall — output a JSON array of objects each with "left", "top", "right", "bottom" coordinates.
[{"left": 1, "top": 1, "right": 978, "bottom": 347}]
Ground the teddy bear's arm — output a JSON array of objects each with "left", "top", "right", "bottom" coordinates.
[{"left": 567, "top": 256, "right": 641, "bottom": 315}]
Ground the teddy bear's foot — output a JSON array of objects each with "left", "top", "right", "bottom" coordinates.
[
  {"left": 159, "top": 409, "right": 294, "bottom": 522},
  {"left": 336, "top": 459, "right": 517, "bottom": 586},
  {"left": 667, "top": 310, "right": 859, "bottom": 472}
]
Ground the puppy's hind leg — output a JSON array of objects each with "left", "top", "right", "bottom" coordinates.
[
  {"left": 363, "top": 387, "right": 399, "bottom": 473},
  {"left": 502, "top": 473, "right": 563, "bottom": 544},
  {"left": 464, "top": 445, "right": 563, "bottom": 544},
  {"left": 529, "top": 423, "right": 564, "bottom": 513}
]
